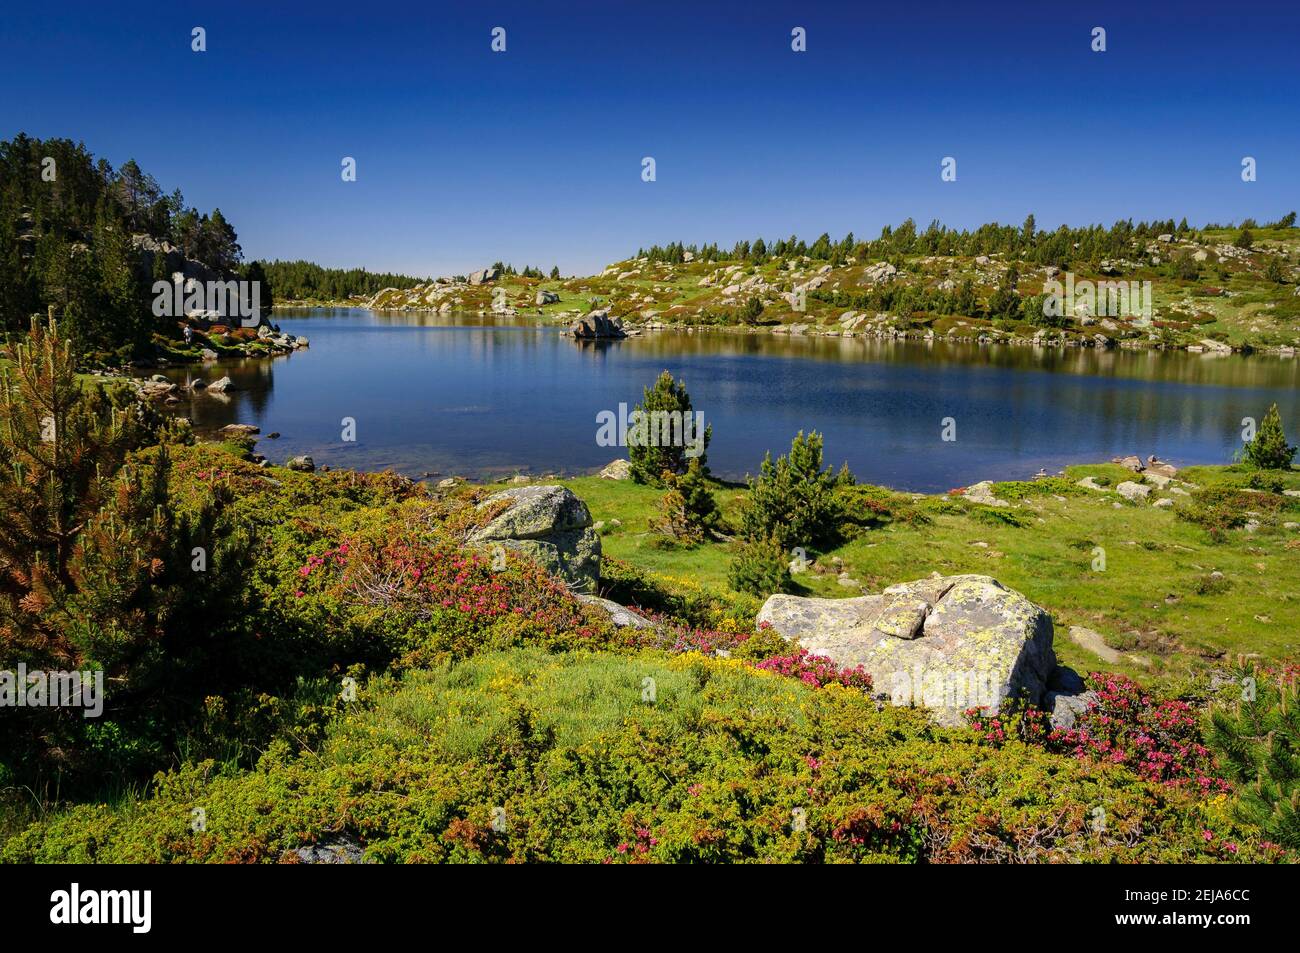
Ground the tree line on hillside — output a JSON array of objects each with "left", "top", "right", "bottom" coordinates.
[
  {"left": 0, "top": 135, "right": 253, "bottom": 361},
  {"left": 491, "top": 261, "right": 561, "bottom": 280},
  {"left": 636, "top": 212, "right": 1298, "bottom": 270},
  {"left": 257, "top": 260, "right": 429, "bottom": 301}
]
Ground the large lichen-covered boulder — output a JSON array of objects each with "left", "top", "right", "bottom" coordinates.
[
  {"left": 469, "top": 485, "right": 600, "bottom": 593},
  {"left": 757, "top": 574, "right": 1057, "bottom": 725}
]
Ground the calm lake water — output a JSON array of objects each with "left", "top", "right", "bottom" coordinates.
[{"left": 158, "top": 308, "right": 1300, "bottom": 493}]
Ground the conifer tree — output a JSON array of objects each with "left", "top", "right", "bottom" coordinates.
[
  {"left": 1207, "top": 664, "right": 1300, "bottom": 847},
  {"left": 627, "top": 370, "right": 710, "bottom": 486},
  {"left": 1242, "top": 404, "right": 1296, "bottom": 470}
]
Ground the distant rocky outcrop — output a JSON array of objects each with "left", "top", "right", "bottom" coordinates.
[
  {"left": 569, "top": 308, "right": 626, "bottom": 339},
  {"left": 468, "top": 265, "right": 501, "bottom": 285},
  {"left": 757, "top": 574, "right": 1086, "bottom": 726},
  {"left": 469, "top": 485, "right": 601, "bottom": 593},
  {"left": 598, "top": 458, "right": 633, "bottom": 480}
]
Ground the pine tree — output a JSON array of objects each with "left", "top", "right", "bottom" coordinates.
[
  {"left": 1207, "top": 664, "right": 1300, "bottom": 847},
  {"left": 738, "top": 431, "right": 842, "bottom": 550},
  {"left": 0, "top": 316, "right": 147, "bottom": 596},
  {"left": 649, "top": 458, "right": 720, "bottom": 543},
  {"left": 0, "top": 318, "right": 251, "bottom": 776},
  {"left": 1264, "top": 255, "right": 1286, "bottom": 284},
  {"left": 727, "top": 535, "right": 793, "bottom": 596},
  {"left": 1242, "top": 404, "right": 1296, "bottom": 470},
  {"left": 627, "top": 370, "right": 710, "bottom": 486}
]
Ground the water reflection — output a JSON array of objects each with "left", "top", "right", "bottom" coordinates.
[{"left": 155, "top": 308, "right": 1300, "bottom": 492}]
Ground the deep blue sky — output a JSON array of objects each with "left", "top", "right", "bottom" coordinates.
[{"left": 4, "top": 1, "right": 1297, "bottom": 276}]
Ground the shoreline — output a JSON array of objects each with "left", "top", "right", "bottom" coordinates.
[{"left": 271, "top": 303, "right": 1298, "bottom": 358}]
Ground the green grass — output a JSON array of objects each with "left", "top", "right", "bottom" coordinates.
[
  {"left": 561, "top": 475, "right": 748, "bottom": 594},
  {"left": 562, "top": 465, "right": 1300, "bottom": 683}
]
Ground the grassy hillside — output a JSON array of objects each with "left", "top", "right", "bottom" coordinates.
[
  {"left": 366, "top": 222, "right": 1300, "bottom": 354},
  {"left": 565, "top": 464, "right": 1300, "bottom": 681}
]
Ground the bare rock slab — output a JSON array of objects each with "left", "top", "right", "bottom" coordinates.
[{"left": 757, "top": 574, "right": 1056, "bottom": 724}]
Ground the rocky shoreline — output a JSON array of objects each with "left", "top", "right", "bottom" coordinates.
[{"left": 312, "top": 297, "right": 1296, "bottom": 357}]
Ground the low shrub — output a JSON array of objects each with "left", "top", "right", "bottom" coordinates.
[
  {"left": 727, "top": 536, "right": 794, "bottom": 596},
  {"left": 4, "top": 650, "right": 1280, "bottom": 864}
]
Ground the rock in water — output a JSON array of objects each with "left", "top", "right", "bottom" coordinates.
[
  {"left": 570, "top": 308, "right": 626, "bottom": 339},
  {"left": 470, "top": 485, "right": 601, "bottom": 593},
  {"left": 286, "top": 455, "right": 316, "bottom": 472},
  {"left": 757, "top": 574, "right": 1057, "bottom": 725}
]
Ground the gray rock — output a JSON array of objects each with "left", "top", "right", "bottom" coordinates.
[
  {"left": 470, "top": 485, "right": 600, "bottom": 593},
  {"left": 1116, "top": 481, "right": 1151, "bottom": 502},
  {"left": 468, "top": 265, "right": 501, "bottom": 285},
  {"left": 536, "top": 289, "right": 561, "bottom": 306},
  {"left": 757, "top": 574, "right": 1055, "bottom": 725},
  {"left": 292, "top": 838, "right": 368, "bottom": 864},
  {"left": 286, "top": 455, "right": 316, "bottom": 472},
  {"left": 576, "top": 594, "right": 656, "bottom": 629},
  {"left": 1068, "top": 625, "right": 1121, "bottom": 664},
  {"left": 1047, "top": 690, "right": 1098, "bottom": 730},
  {"left": 964, "top": 480, "right": 1009, "bottom": 507},
  {"left": 219, "top": 423, "right": 259, "bottom": 436},
  {"left": 208, "top": 376, "right": 236, "bottom": 393},
  {"left": 872, "top": 596, "right": 930, "bottom": 639},
  {"left": 570, "top": 309, "right": 626, "bottom": 339},
  {"left": 599, "top": 458, "right": 633, "bottom": 480}
]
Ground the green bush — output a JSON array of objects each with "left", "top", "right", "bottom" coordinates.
[
  {"left": 1241, "top": 404, "right": 1297, "bottom": 471},
  {"left": 1207, "top": 664, "right": 1300, "bottom": 848},
  {"left": 738, "top": 431, "right": 845, "bottom": 549},
  {"left": 727, "top": 536, "right": 794, "bottom": 597},
  {"left": 627, "top": 371, "right": 711, "bottom": 486}
]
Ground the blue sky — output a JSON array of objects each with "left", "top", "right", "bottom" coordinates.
[{"left": 4, "top": 0, "right": 1298, "bottom": 276}]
